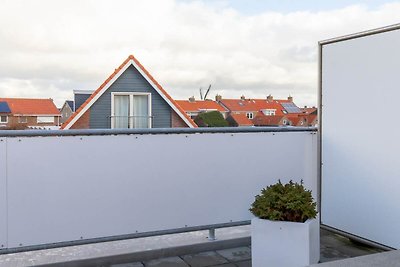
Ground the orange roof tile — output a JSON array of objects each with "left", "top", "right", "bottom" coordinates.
[
  {"left": 229, "top": 113, "right": 254, "bottom": 126},
  {"left": 175, "top": 100, "right": 227, "bottom": 112},
  {"left": 253, "top": 113, "right": 287, "bottom": 126},
  {"left": 219, "top": 99, "right": 286, "bottom": 115},
  {"left": 0, "top": 98, "right": 60, "bottom": 115},
  {"left": 62, "top": 55, "right": 196, "bottom": 129}
]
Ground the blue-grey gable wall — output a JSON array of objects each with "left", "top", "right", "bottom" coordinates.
[
  {"left": 89, "top": 65, "right": 172, "bottom": 128},
  {"left": 74, "top": 94, "right": 92, "bottom": 111}
]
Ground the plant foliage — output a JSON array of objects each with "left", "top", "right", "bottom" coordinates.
[
  {"left": 194, "top": 111, "right": 228, "bottom": 127},
  {"left": 250, "top": 180, "right": 317, "bottom": 223}
]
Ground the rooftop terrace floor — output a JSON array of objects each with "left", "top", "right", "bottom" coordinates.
[
  {"left": 0, "top": 227, "right": 384, "bottom": 267},
  {"left": 105, "top": 229, "right": 383, "bottom": 267}
]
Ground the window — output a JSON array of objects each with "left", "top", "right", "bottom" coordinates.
[
  {"left": 111, "top": 93, "right": 151, "bottom": 129},
  {"left": 262, "top": 109, "right": 276, "bottom": 116},
  {"left": 0, "top": 115, "right": 7, "bottom": 123},
  {"left": 19, "top": 116, "right": 27, "bottom": 123},
  {"left": 246, "top": 112, "right": 253, "bottom": 119},
  {"left": 37, "top": 116, "right": 55, "bottom": 123}
]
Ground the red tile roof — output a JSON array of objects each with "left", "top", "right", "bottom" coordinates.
[
  {"left": 176, "top": 100, "right": 227, "bottom": 112},
  {"left": 0, "top": 98, "right": 60, "bottom": 115},
  {"left": 301, "top": 107, "right": 318, "bottom": 115},
  {"left": 219, "top": 99, "right": 286, "bottom": 115},
  {"left": 253, "top": 113, "right": 287, "bottom": 126},
  {"left": 62, "top": 55, "right": 196, "bottom": 129},
  {"left": 229, "top": 113, "right": 254, "bottom": 126}
]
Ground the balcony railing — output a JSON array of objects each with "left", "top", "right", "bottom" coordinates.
[
  {"left": 0, "top": 127, "right": 317, "bottom": 253},
  {"left": 110, "top": 115, "right": 152, "bottom": 129}
]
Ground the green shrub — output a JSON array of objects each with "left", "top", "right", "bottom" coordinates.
[
  {"left": 250, "top": 180, "right": 317, "bottom": 223},
  {"left": 194, "top": 111, "right": 228, "bottom": 127}
]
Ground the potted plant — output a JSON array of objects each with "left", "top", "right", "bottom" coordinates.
[{"left": 250, "top": 180, "right": 319, "bottom": 267}]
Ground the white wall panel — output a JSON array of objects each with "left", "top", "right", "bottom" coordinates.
[
  {"left": 5, "top": 131, "right": 316, "bottom": 248},
  {"left": 321, "top": 27, "right": 400, "bottom": 248},
  {"left": 0, "top": 138, "right": 7, "bottom": 249}
]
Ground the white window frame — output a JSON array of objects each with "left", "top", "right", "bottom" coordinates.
[
  {"left": 263, "top": 109, "right": 276, "bottom": 116},
  {"left": 0, "top": 115, "right": 7, "bottom": 123},
  {"left": 111, "top": 92, "right": 152, "bottom": 129},
  {"left": 246, "top": 112, "right": 254, "bottom": 119}
]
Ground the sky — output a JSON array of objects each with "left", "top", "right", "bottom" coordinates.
[{"left": 0, "top": 0, "right": 399, "bottom": 108}]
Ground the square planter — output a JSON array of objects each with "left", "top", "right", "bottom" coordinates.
[{"left": 251, "top": 217, "right": 320, "bottom": 267}]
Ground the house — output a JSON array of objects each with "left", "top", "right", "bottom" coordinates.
[
  {"left": 217, "top": 95, "right": 290, "bottom": 120},
  {"left": 176, "top": 96, "right": 228, "bottom": 119},
  {"left": 226, "top": 113, "right": 254, "bottom": 127},
  {"left": 253, "top": 113, "right": 291, "bottom": 127},
  {"left": 60, "top": 100, "right": 74, "bottom": 124},
  {"left": 0, "top": 98, "right": 60, "bottom": 129},
  {"left": 61, "top": 55, "right": 196, "bottom": 129}
]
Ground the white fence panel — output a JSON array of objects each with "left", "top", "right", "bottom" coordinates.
[
  {"left": 4, "top": 131, "right": 316, "bottom": 249},
  {"left": 321, "top": 26, "right": 400, "bottom": 248}
]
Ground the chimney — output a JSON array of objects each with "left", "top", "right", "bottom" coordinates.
[
  {"left": 240, "top": 95, "right": 246, "bottom": 100},
  {"left": 304, "top": 105, "right": 308, "bottom": 108},
  {"left": 189, "top": 96, "right": 195, "bottom": 102},
  {"left": 215, "top": 94, "right": 222, "bottom": 102},
  {"left": 288, "top": 95, "right": 293, "bottom": 102},
  {"left": 267, "top": 94, "right": 273, "bottom": 101}
]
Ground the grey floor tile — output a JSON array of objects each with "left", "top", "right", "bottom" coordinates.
[
  {"left": 144, "top": 256, "right": 189, "bottom": 267},
  {"left": 207, "top": 264, "right": 236, "bottom": 267},
  {"left": 181, "top": 251, "right": 228, "bottom": 267},
  {"left": 216, "top": 247, "right": 251, "bottom": 262},
  {"left": 111, "top": 263, "right": 144, "bottom": 267},
  {"left": 235, "top": 260, "right": 251, "bottom": 267}
]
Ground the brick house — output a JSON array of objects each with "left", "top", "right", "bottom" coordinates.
[
  {"left": 0, "top": 98, "right": 60, "bottom": 129},
  {"left": 62, "top": 55, "right": 196, "bottom": 129},
  {"left": 176, "top": 97, "right": 228, "bottom": 119}
]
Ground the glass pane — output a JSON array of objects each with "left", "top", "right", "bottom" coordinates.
[
  {"left": 114, "top": 95, "right": 130, "bottom": 128},
  {"left": 132, "top": 95, "right": 149, "bottom": 128}
]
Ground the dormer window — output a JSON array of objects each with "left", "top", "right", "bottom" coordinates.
[
  {"left": 246, "top": 112, "right": 253, "bottom": 119},
  {"left": 262, "top": 109, "right": 276, "bottom": 116}
]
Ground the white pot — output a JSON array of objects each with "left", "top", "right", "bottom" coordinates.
[{"left": 251, "top": 217, "right": 320, "bottom": 267}]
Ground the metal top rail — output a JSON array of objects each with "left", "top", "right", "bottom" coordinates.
[
  {"left": 0, "top": 126, "right": 317, "bottom": 137},
  {"left": 319, "top": 23, "right": 400, "bottom": 45}
]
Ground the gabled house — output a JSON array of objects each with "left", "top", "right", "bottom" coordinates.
[
  {"left": 0, "top": 98, "right": 60, "bottom": 129},
  {"left": 60, "top": 100, "right": 74, "bottom": 124},
  {"left": 176, "top": 97, "right": 228, "bottom": 119},
  {"left": 226, "top": 113, "right": 254, "bottom": 127},
  {"left": 218, "top": 95, "right": 290, "bottom": 120},
  {"left": 253, "top": 113, "right": 291, "bottom": 127},
  {"left": 62, "top": 55, "right": 196, "bottom": 129}
]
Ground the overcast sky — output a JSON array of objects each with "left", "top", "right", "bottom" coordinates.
[{"left": 0, "top": 0, "right": 399, "bottom": 107}]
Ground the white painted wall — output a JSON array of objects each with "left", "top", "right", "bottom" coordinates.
[
  {"left": 1, "top": 131, "right": 316, "bottom": 249},
  {"left": 321, "top": 27, "right": 400, "bottom": 248}
]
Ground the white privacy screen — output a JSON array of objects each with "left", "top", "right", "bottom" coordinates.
[{"left": 321, "top": 26, "right": 400, "bottom": 249}]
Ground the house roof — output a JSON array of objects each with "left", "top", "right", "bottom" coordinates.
[
  {"left": 0, "top": 98, "right": 60, "bottom": 115},
  {"left": 219, "top": 99, "right": 287, "bottom": 115},
  {"left": 175, "top": 100, "right": 227, "bottom": 113},
  {"left": 229, "top": 113, "right": 254, "bottom": 126},
  {"left": 253, "top": 113, "right": 287, "bottom": 126},
  {"left": 301, "top": 107, "right": 318, "bottom": 115},
  {"left": 61, "top": 55, "right": 196, "bottom": 129}
]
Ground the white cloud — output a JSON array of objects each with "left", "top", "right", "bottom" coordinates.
[{"left": 0, "top": 0, "right": 399, "bottom": 107}]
